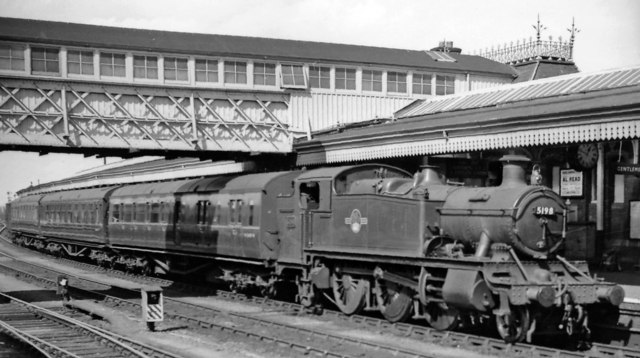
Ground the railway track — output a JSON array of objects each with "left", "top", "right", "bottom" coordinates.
[
  {"left": 2, "top": 244, "right": 640, "bottom": 358},
  {"left": 0, "top": 252, "right": 440, "bottom": 358},
  {"left": 0, "top": 291, "right": 180, "bottom": 358}
]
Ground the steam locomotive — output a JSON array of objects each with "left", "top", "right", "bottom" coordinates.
[{"left": 6, "top": 155, "right": 623, "bottom": 343}]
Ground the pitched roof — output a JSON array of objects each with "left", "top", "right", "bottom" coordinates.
[
  {"left": 295, "top": 66, "right": 640, "bottom": 165},
  {"left": 0, "top": 17, "right": 515, "bottom": 77},
  {"left": 512, "top": 60, "right": 580, "bottom": 83},
  {"left": 395, "top": 66, "right": 640, "bottom": 118}
]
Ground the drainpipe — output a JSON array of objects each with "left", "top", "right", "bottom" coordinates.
[{"left": 596, "top": 143, "right": 605, "bottom": 232}]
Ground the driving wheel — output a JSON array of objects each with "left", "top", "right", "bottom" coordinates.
[
  {"left": 331, "top": 273, "right": 366, "bottom": 315},
  {"left": 496, "top": 305, "right": 530, "bottom": 343},
  {"left": 374, "top": 279, "right": 413, "bottom": 322},
  {"left": 424, "top": 302, "right": 459, "bottom": 330}
]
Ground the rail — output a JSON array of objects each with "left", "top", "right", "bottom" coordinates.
[
  {"left": 0, "top": 291, "right": 150, "bottom": 358},
  {"left": 2, "top": 242, "right": 640, "bottom": 358}
]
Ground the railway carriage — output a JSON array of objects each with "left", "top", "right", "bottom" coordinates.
[
  {"left": 8, "top": 194, "right": 43, "bottom": 241},
  {"left": 39, "top": 187, "right": 117, "bottom": 256}
]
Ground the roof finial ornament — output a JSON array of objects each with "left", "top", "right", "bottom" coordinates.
[
  {"left": 532, "top": 14, "right": 547, "bottom": 44},
  {"left": 567, "top": 17, "right": 580, "bottom": 59}
]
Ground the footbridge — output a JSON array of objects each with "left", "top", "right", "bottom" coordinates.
[{"left": 0, "top": 77, "right": 293, "bottom": 156}]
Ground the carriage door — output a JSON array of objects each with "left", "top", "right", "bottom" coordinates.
[
  {"left": 173, "top": 199, "right": 182, "bottom": 246},
  {"left": 299, "top": 180, "right": 331, "bottom": 248}
]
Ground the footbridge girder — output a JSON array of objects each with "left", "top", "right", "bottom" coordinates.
[{"left": 0, "top": 77, "right": 294, "bottom": 155}]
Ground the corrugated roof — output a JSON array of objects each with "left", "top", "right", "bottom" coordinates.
[
  {"left": 295, "top": 66, "right": 640, "bottom": 166},
  {"left": 0, "top": 17, "right": 515, "bottom": 77},
  {"left": 397, "top": 66, "right": 640, "bottom": 118}
]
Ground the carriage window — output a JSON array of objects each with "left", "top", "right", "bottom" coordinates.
[
  {"left": 123, "top": 204, "right": 133, "bottom": 222},
  {"left": 175, "top": 201, "right": 184, "bottom": 224},
  {"left": 249, "top": 201, "right": 254, "bottom": 226},
  {"left": 214, "top": 202, "right": 221, "bottom": 223},
  {"left": 196, "top": 200, "right": 209, "bottom": 225},
  {"left": 112, "top": 204, "right": 121, "bottom": 222},
  {"left": 228, "top": 200, "right": 244, "bottom": 224},
  {"left": 160, "top": 202, "right": 169, "bottom": 223},
  {"left": 211, "top": 202, "right": 217, "bottom": 224},
  {"left": 135, "top": 203, "right": 147, "bottom": 222},
  {"left": 229, "top": 200, "right": 236, "bottom": 224},
  {"left": 299, "top": 182, "right": 320, "bottom": 210},
  {"left": 150, "top": 203, "right": 161, "bottom": 223}
]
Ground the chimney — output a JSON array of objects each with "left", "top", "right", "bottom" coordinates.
[{"left": 431, "top": 41, "right": 462, "bottom": 54}]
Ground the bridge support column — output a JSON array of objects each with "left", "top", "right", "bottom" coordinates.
[
  {"left": 190, "top": 94, "right": 198, "bottom": 149},
  {"left": 61, "top": 86, "right": 70, "bottom": 142}
]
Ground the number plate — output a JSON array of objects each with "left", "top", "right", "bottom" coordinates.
[{"left": 534, "top": 206, "right": 556, "bottom": 216}]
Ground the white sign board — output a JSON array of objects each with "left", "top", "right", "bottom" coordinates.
[
  {"left": 560, "top": 169, "right": 583, "bottom": 197},
  {"left": 631, "top": 201, "right": 640, "bottom": 239}
]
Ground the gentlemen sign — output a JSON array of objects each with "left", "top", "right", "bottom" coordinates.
[
  {"left": 560, "top": 169, "right": 583, "bottom": 197},
  {"left": 616, "top": 164, "right": 640, "bottom": 175}
]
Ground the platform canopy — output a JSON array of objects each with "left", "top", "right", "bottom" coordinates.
[{"left": 295, "top": 66, "right": 640, "bottom": 165}]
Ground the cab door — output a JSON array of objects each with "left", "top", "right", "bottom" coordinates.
[
  {"left": 276, "top": 193, "right": 303, "bottom": 264},
  {"left": 298, "top": 180, "right": 332, "bottom": 249}
]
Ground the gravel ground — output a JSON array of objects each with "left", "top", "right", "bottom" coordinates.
[{"left": 0, "top": 272, "right": 284, "bottom": 358}]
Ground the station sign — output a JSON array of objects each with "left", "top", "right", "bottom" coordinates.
[
  {"left": 560, "top": 169, "right": 583, "bottom": 197},
  {"left": 616, "top": 164, "right": 640, "bottom": 175}
]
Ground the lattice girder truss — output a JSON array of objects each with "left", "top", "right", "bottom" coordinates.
[{"left": 0, "top": 78, "right": 293, "bottom": 153}]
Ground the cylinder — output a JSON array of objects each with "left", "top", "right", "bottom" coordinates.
[
  {"left": 526, "top": 286, "right": 555, "bottom": 307},
  {"left": 597, "top": 285, "right": 625, "bottom": 306}
]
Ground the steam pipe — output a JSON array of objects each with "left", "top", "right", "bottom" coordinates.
[{"left": 475, "top": 232, "right": 491, "bottom": 257}]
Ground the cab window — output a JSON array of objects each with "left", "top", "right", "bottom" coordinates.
[{"left": 299, "top": 181, "right": 320, "bottom": 210}]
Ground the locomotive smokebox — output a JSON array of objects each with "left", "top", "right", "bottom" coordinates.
[{"left": 439, "top": 155, "right": 566, "bottom": 258}]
